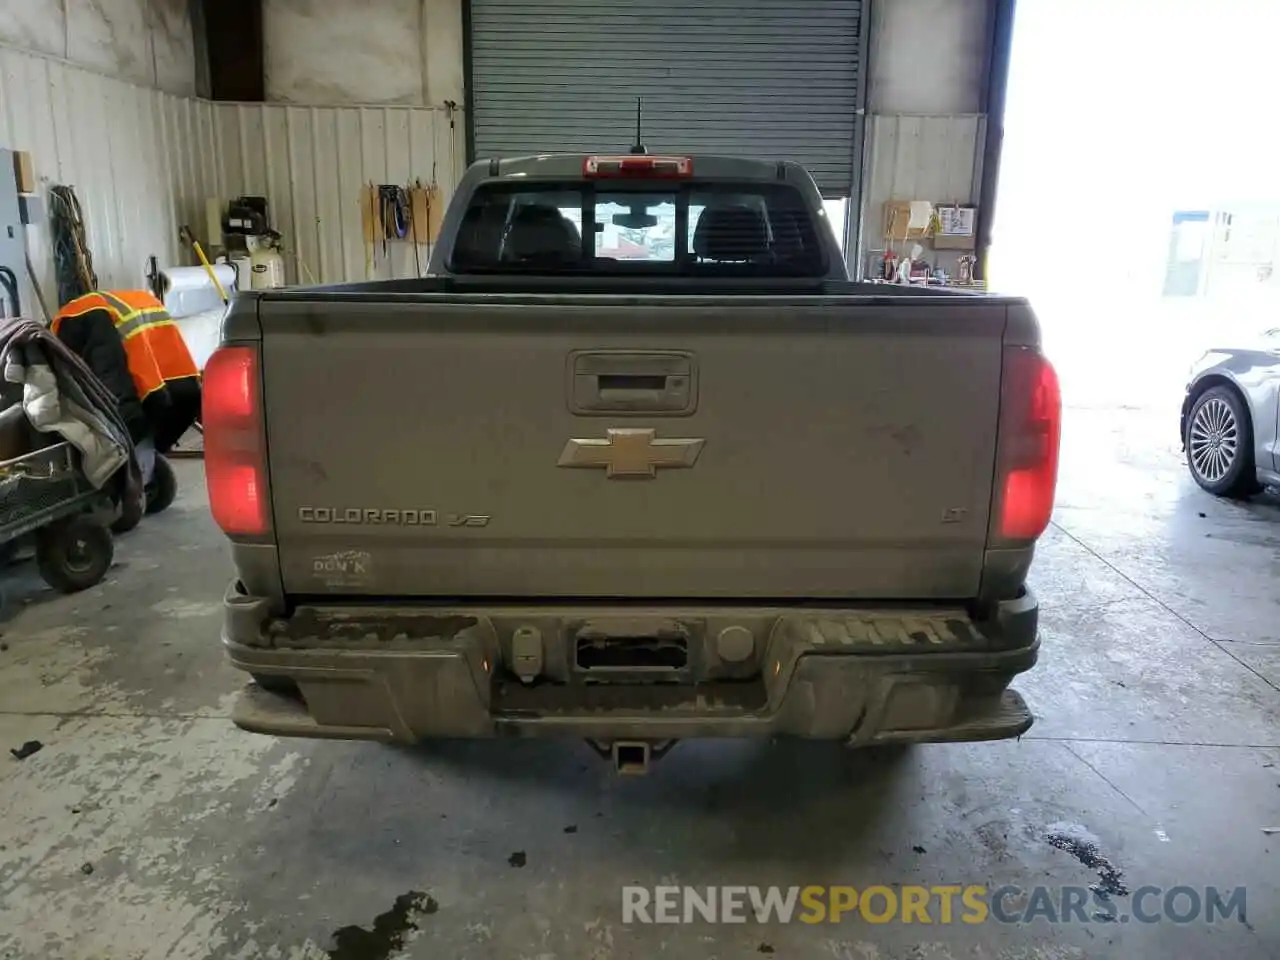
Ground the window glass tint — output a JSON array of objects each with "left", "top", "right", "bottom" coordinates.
[
  {"left": 450, "top": 182, "right": 826, "bottom": 276},
  {"left": 452, "top": 189, "right": 584, "bottom": 270}
]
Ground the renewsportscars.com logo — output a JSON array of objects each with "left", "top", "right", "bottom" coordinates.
[{"left": 621, "top": 885, "right": 1249, "bottom": 926}]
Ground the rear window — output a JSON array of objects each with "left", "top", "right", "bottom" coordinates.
[{"left": 449, "top": 182, "right": 827, "bottom": 277}]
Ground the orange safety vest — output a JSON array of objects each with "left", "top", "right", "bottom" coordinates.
[{"left": 52, "top": 290, "right": 198, "bottom": 402}]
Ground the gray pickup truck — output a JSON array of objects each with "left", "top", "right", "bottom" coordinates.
[{"left": 205, "top": 153, "right": 1060, "bottom": 772}]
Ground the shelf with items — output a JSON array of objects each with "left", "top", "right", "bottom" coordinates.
[{"left": 873, "top": 199, "right": 980, "bottom": 283}]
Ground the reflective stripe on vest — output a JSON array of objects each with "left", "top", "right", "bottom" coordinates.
[
  {"left": 97, "top": 292, "right": 168, "bottom": 400},
  {"left": 99, "top": 291, "right": 171, "bottom": 341}
]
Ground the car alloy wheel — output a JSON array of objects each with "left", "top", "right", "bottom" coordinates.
[{"left": 1188, "top": 395, "right": 1239, "bottom": 484}]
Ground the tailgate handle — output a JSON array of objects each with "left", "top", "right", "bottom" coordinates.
[
  {"left": 597, "top": 373, "right": 671, "bottom": 402},
  {"left": 570, "top": 350, "right": 697, "bottom": 415}
]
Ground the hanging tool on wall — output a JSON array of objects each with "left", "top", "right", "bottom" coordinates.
[
  {"left": 0, "top": 266, "right": 19, "bottom": 320},
  {"left": 378, "top": 185, "right": 411, "bottom": 253},
  {"left": 376, "top": 184, "right": 412, "bottom": 280},
  {"left": 145, "top": 255, "right": 162, "bottom": 302},
  {"left": 409, "top": 179, "right": 424, "bottom": 276},
  {"left": 443, "top": 100, "right": 458, "bottom": 218},
  {"left": 361, "top": 184, "right": 377, "bottom": 280},
  {"left": 412, "top": 175, "right": 443, "bottom": 251},
  {"left": 49, "top": 185, "right": 96, "bottom": 306}
]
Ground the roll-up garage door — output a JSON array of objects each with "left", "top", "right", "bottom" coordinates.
[{"left": 467, "top": 0, "right": 865, "bottom": 196}]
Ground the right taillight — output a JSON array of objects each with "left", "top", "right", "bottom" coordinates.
[
  {"left": 993, "top": 346, "right": 1061, "bottom": 542},
  {"left": 203, "top": 345, "right": 269, "bottom": 537}
]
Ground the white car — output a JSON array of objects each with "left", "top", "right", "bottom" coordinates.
[{"left": 1181, "top": 328, "right": 1280, "bottom": 497}]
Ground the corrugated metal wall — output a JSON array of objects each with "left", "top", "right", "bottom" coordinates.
[
  {"left": 0, "top": 44, "right": 466, "bottom": 314},
  {"left": 210, "top": 103, "right": 465, "bottom": 284},
  {"left": 858, "top": 114, "right": 985, "bottom": 275},
  {"left": 0, "top": 45, "right": 217, "bottom": 314},
  {"left": 1, "top": 49, "right": 981, "bottom": 287}
]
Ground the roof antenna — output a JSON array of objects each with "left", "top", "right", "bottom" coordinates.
[{"left": 630, "top": 97, "right": 647, "bottom": 155}]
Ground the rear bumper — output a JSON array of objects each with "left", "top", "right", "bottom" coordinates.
[{"left": 223, "top": 585, "right": 1039, "bottom": 745}]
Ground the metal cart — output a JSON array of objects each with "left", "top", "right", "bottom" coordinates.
[{"left": 0, "top": 411, "right": 115, "bottom": 593}]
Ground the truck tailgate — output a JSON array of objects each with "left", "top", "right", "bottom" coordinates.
[{"left": 259, "top": 296, "right": 1005, "bottom": 600}]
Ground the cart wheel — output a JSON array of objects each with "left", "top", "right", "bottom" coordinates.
[
  {"left": 111, "top": 486, "right": 144, "bottom": 534},
  {"left": 145, "top": 455, "right": 178, "bottom": 515},
  {"left": 36, "top": 517, "right": 114, "bottom": 593}
]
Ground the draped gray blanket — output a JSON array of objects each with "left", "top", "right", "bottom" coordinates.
[{"left": 0, "top": 317, "right": 140, "bottom": 496}]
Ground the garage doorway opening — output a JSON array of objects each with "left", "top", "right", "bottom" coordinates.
[{"left": 989, "top": 0, "right": 1280, "bottom": 408}]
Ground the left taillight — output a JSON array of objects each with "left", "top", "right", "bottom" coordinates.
[{"left": 202, "top": 345, "right": 269, "bottom": 537}]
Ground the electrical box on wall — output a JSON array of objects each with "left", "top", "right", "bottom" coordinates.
[
  {"left": 0, "top": 149, "right": 26, "bottom": 318},
  {"left": 18, "top": 195, "right": 42, "bottom": 226}
]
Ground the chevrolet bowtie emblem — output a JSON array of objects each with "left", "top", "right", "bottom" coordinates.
[{"left": 558, "top": 429, "right": 705, "bottom": 478}]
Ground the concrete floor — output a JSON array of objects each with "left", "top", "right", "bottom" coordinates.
[{"left": 1, "top": 395, "right": 1278, "bottom": 958}]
